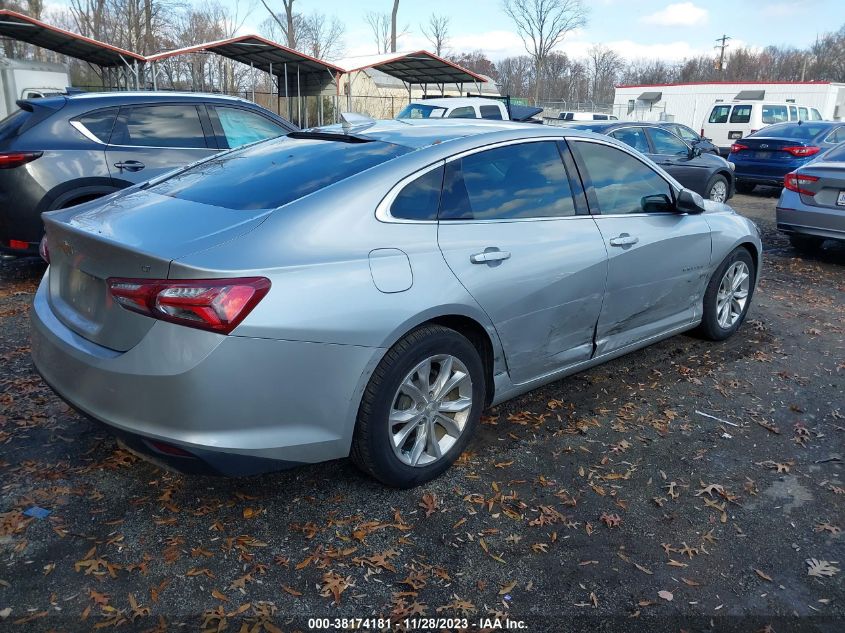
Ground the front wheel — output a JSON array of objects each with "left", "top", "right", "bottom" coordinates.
[
  {"left": 351, "top": 325, "right": 485, "bottom": 488},
  {"left": 697, "top": 248, "right": 756, "bottom": 341},
  {"left": 706, "top": 174, "right": 730, "bottom": 202}
]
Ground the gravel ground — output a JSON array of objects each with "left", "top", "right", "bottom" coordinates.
[{"left": 0, "top": 192, "right": 843, "bottom": 633}]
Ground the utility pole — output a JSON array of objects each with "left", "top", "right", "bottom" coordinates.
[{"left": 714, "top": 34, "right": 731, "bottom": 72}]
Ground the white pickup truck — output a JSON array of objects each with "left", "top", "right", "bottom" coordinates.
[
  {"left": 396, "top": 97, "right": 542, "bottom": 123},
  {"left": 0, "top": 58, "right": 70, "bottom": 120}
]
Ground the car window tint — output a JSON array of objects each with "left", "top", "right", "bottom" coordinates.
[
  {"left": 762, "top": 105, "right": 788, "bottom": 124},
  {"left": 610, "top": 127, "right": 649, "bottom": 154},
  {"left": 810, "top": 108, "right": 823, "bottom": 121},
  {"left": 74, "top": 108, "right": 118, "bottom": 143},
  {"left": 799, "top": 107, "right": 808, "bottom": 120},
  {"left": 825, "top": 126, "right": 845, "bottom": 143},
  {"left": 571, "top": 141, "right": 674, "bottom": 215},
  {"left": 439, "top": 141, "right": 576, "bottom": 220},
  {"left": 758, "top": 122, "right": 831, "bottom": 140},
  {"left": 822, "top": 143, "right": 845, "bottom": 161},
  {"left": 396, "top": 103, "right": 446, "bottom": 119},
  {"left": 730, "top": 105, "right": 752, "bottom": 123},
  {"left": 709, "top": 105, "right": 731, "bottom": 123},
  {"left": 390, "top": 165, "right": 444, "bottom": 221},
  {"left": 151, "top": 136, "right": 410, "bottom": 211},
  {"left": 649, "top": 128, "right": 688, "bottom": 155},
  {"left": 479, "top": 105, "right": 503, "bottom": 120},
  {"left": 593, "top": 114, "right": 608, "bottom": 120},
  {"left": 116, "top": 105, "right": 206, "bottom": 148},
  {"left": 448, "top": 106, "right": 477, "bottom": 119},
  {"left": 789, "top": 105, "right": 798, "bottom": 120},
  {"left": 216, "top": 107, "right": 285, "bottom": 148},
  {"left": 675, "top": 125, "right": 700, "bottom": 142}
]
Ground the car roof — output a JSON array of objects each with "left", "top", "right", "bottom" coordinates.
[
  {"left": 314, "top": 118, "right": 590, "bottom": 150},
  {"left": 62, "top": 91, "right": 257, "bottom": 106},
  {"left": 407, "top": 97, "right": 504, "bottom": 108}
]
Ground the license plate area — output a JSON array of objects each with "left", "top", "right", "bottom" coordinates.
[
  {"left": 837, "top": 190, "right": 845, "bottom": 206},
  {"left": 754, "top": 151, "right": 773, "bottom": 160},
  {"left": 729, "top": 131, "right": 743, "bottom": 139}
]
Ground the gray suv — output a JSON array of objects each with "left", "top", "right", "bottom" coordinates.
[{"left": 0, "top": 91, "right": 295, "bottom": 255}]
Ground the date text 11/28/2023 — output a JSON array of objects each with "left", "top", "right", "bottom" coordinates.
[{"left": 307, "top": 617, "right": 528, "bottom": 630}]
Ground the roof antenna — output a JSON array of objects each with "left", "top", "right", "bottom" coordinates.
[{"left": 340, "top": 112, "right": 376, "bottom": 132}]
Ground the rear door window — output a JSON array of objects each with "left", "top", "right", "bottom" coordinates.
[
  {"left": 73, "top": 108, "right": 119, "bottom": 143},
  {"left": 729, "top": 105, "right": 752, "bottom": 123},
  {"left": 810, "top": 108, "right": 823, "bottom": 121},
  {"left": 708, "top": 105, "right": 731, "bottom": 123},
  {"left": 439, "top": 141, "right": 576, "bottom": 220},
  {"left": 824, "top": 126, "right": 845, "bottom": 143},
  {"left": 390, "top": 165, "right": 444, "bottom": 220},
  {"left": 799, "top": 107, "right": 809, "bottom": 120},
  {"left": 789, "top": 105, "right": 798, "bottom": 120},
  {"left": 448, "top": 106, "right": 477, "bottom": 119},
  {"left": 593, "top": 114, "right": 608, "bottom": 120},
  {"left": 609, "top": 127, "right": 649, "bottom": 154},
  {"left": 150, "top": 135, "right": 410, "bottom": 210},
  {"left": 214, "top": 106, "right": 286, "bottom": 148},
  {"left": 479, "top": 105, "right": 503, "bottom": 120},
  {"left": 675, "top": 124, "right": 701, "bottom": 142},
  {"left": 113, "top": 104, "right": 208, "bottom": 148},
  {"left": 648, "top": 127, "right": 689, "bottom": 155},
  {"left": 762, "top": 105, "right": 788, "bottom": 124}
]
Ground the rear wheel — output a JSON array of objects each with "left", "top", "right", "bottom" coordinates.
[
  {"left": 706, "top": 174, "right": 729, "bottom": 202},
  {"left": 789, "top": 234, "right": 825, "bottom": 252},
  {"left": 351, "top": 325, "right": 485, "bottom": 488},
  {"left": 735, "top": 181, "right": 756, "bottom": 195},
  {"left": 697, "top": 248, "right": 755, "bottom": 341}
]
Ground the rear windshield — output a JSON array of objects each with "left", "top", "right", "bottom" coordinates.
[
  {"left": 0, "top": 109, "right": 31, "bottom": 141},
  {"left": 751, "top": 122, "right": 832, "bottom": 140},
  {"left": 396, "top": 104, "right": 447, "bottom": 119},
  {"left": 149, "top": 134, "right": 411, "bottom": 210}
]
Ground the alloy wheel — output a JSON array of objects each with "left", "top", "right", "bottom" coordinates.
[
  {"left": 389, "top": 354, "right": 473, "bottom": 467},
  {"left": 716, "top": 261, "right": 750, "bottom": 328},
  {"left": 709, "top": 180, "right": 728, "bottom": 202}
]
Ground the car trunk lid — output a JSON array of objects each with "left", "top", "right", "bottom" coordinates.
[
  {"left": 735, "top": 137, "right": 813, "bottom": 161},
  {"left": 795, "top": 162, "right": 845, "bottom": 210},
  {"left": 43, "top": 189, "right": 271, "bottom": 351}
]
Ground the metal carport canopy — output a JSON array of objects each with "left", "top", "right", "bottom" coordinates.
[
  {"left": 0, "top": 9, "right": 145, "bottom": 67},
  {"left": 146, "top": 35, "right": 345, "bottom": 96},
  {"left": 333, "top": 50, "right": 487, "bottom": 85}
]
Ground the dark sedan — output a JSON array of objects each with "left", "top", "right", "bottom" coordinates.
[
  {"left": 0, "top": 91, "right": 295, "bottom": 256},
  {"left": 728, "top": 121, "right": 845, "bottom": 194},
  {"left": 655, "top": 122, "right": 720, "bottom": 155},
  {"left": 562, "top": 121, "right": 735, "bottom": 202}
]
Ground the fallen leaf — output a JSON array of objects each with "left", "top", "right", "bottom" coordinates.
[
  {"left": 658, "top": 590, "right": 673, "bottom": 602},
  {"left": 755, "top": 569, "right": 773, "bottom": 582}
]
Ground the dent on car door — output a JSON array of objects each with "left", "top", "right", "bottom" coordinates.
[
  {"left": 436, "top": 140, "right": 608, "bottom": 385},
  {"left": 105, "top": 104, "right": 219, "bottom": 186},
  {"left": 569, "top": 139, "right": 711, "bottom": 355}
]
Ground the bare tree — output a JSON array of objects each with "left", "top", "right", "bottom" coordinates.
[
  {"left": 365, "top": 11, "right": 391, "bottom": 54},
  {"left": 586, "top": 44, "right": 622, "bottom": 103},
  {"left": 301, "top": 12, "right": 345, "bottom": 60},
  {"left": 260, "top": 0, "right": 297, "bottom": 48},
  {"left": 390, "top": 0, "right": 399, "bottom": 53},
  {"left": 502, "top": 0, "right": 588, "bottom": 103},
  {"left": 421, "top": 13, "right": 449, "bottom": 56}
]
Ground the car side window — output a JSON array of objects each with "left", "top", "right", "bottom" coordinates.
[
  {"left": 74, "top": 107, "right": 119, "bottom": 143},
  {"left": 649, "top": 128, "right": 689, "bottom": 155},
  {"left": 709, "top": 105, "right": 731, "bottom": 123},
  {"left": 479, "top": 105, "right": 503, "bottom": 120},
  {"left": 389, "top": 165, "right": 444, "bottom": 221},
  {"left": 825, "top": 126, "right": 845, "bottom": 143},
  {"left": 810, "top": 108, "right": 823, "bottom": 121},
  {"left": 593, "top": 114, "right": 608, "bottom": 120},
  {"left": 609, "top": 127, "right": 649, "bottom": 154},
  {"left": 113, "top": 104, "right": 207, "bottom": 148},
  {"left": 448, "top": 106, "right": 477, "bottom": 119},
  {"left": 762, "top": 105, "right": 788, "bottom": 124},
  {"left": 674, "top": 125, "right": 700, "bottom": 142},
  {"left": 439, "top": 141, "right": 576, "bottom": 220},
  {"left": 571, "top": 141, "right": 674, "bottom": 215},
  {"left": 789, "top": 106, "right": 798, "bottom": 120},
  {"left": 730, "top": 105, "right": 752, "bottom": 123},
  {"left": 215, "top": 106, "right": 286, "bottom": 148},
  {"left": 799, "top": 107, "right": 808, "bottom": 120}
]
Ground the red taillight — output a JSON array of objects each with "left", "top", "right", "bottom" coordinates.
[
  {"left": 784, "top": 172, "right": 819, "bottom": 196},
  {"left": 783, "top": 145, "right": 820, "bottom": 157},
  {"left": 730, "top": 143, "right": 749, "bottom": 154},
  {"left": 0, "top": 151, "right": 43, "bottom": 169},
  {"left": 107, "top": 277, "right": 270, "bottom": 334},
  {"left": 9, "top": 239, "right": 29, "bottom": 250},
  {"left": 39, "top": 236, "right": 49, "bottom": 263}
]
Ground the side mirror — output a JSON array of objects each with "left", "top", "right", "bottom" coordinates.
[
  {"left": 676, "top": 188, "right": 706, "bottom": 214},
  {"left": 687, "top": 145, "right": 702, "bottom": 159}
]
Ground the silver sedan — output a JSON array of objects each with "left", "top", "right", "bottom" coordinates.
[{"left": 31, "top": 120, "right": 762, "bottom": 487}]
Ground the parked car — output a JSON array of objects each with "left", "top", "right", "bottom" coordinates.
[
  {"left": 702, "top": 100, "right": 824, "bottom": 155},
  {"left": 558, "top": 111, "right": 618, "bottom": 121},
  {"left": 654, "top": 121, "right": 720, "bottom": 155},
  {"left": 31, "top": 120, "right": 761, "bottom": 487},
  {"left": 776, "top": 142, "right": 845, "bottom": 251},
  {"left": 396, "top": 97, "right": 542, "bottom": 122},
  {"left": 728, "top": 121, "right": 845, "bottom": 194},
  {"left": 562, "top": 121, "right": 735, "bottom": 202},
  {"left": 0, "top": 91, "right": 295, "bottom": 256}
]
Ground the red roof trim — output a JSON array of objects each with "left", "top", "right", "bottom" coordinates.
[
  {"left": 616, "top": 80, "right": 832, "bottom": 89},
  {"left": 0, "top": 9, "right": 145, "bottom": 62},
  {"left": 145, "top": 34, "right": 345, "bottom": 73},
  {"left": 344, "top": 50, "right": 487, "bottom": 83}
]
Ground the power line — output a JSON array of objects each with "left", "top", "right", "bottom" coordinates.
[{"left": 714, "top": 34, "right": 731, "bottom": 72}]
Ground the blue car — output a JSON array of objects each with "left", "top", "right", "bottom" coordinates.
[{"left": 728, "top": 121, "right": 845, "bottom": 194}]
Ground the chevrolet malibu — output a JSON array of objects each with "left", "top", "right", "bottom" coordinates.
[{"left": 31, "top": 120, "right": 762, "bottom": 488}]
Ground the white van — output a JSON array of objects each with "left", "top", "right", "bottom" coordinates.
[
  {"left": 558, "top": 111, "right": 618, "bottom": 121},
  {"left": 702, "top": 100, "right": 824, "bottom": 155}
]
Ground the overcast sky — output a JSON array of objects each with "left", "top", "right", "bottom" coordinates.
[{"left": 224, "top": 0, "right": 845, "bottom": 62}]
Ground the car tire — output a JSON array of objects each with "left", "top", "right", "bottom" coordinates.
[
  {"left": 706, "top": 174, "right": 730, "bottom": 202},
  {"left": 735, "top": 181, "right": 756, "bottom": 195},
  {"left": 697, "top": 248, "right": 756, "bottom": 342},
  {"left": 789, "top": 234, "right": 825, "bottom": 252},
  {"left": 351, "top": 325, "right": 485, "bottom": 488}
]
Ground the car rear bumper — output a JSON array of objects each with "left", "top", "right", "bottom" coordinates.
[
  {"left": 736, "top": 174, "right": 786, "bottom": 187},
  {"left": 30, "top": 273, "right": 384, "bottom": 475},
  {"left": 776, "top": 204, "right": 845, "bottom": 242}
]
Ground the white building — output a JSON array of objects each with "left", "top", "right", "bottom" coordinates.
[{"left": 613, "top": 81, "right": 845, "bottom": 130}]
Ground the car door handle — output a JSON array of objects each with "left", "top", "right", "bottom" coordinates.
[
  {"left": 113, "top": 160, "right": 145, "bottom": 172},
  {"left": 470, "top": 249, "right": 511, "bottom": 264},
  {"left": 609, "top": 235, "right": 639, "bottom": 247}
]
